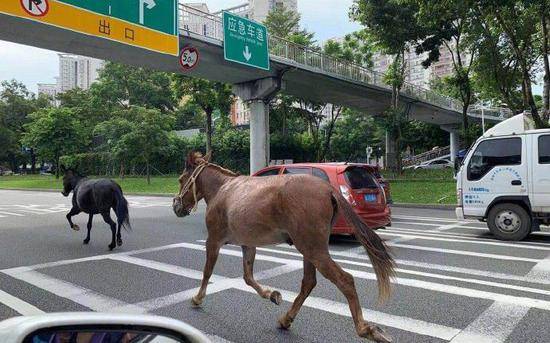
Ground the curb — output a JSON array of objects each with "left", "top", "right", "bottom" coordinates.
[
  {"left": 0, "top": 188, "right": 175, "bottom": 198},
  {"left": 391, "top": 203, "right": 455, "bottom": 210}
]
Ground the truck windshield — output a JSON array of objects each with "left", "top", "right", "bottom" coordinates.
[{"left": 467, "top": 137, "right": 522, "bottom": 181}]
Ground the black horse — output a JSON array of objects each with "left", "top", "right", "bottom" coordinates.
[{"left": 61, "top": 167, "right": 131, "bottom": 250}]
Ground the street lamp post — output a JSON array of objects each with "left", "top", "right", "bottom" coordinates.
[{"left": 481, "top": 107, "right": 486, "bottom": 134}]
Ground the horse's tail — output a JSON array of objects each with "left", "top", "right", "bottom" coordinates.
[
  {"left": 114, "top": 186, "right": 131, "bottom": 232},
  {"left": 332, "top": 191, "right": 395, "bottom": 302}
]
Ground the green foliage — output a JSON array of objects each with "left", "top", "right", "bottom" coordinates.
[
  {"left": 22, "top": 107, "right": 88, "bottom": 177},
  {"left": 91, "top": 62, "right": 175, "bottom": 112},
  {"left": 263, "top": 5, "right": 300, "bottom": 38},
  {"left": 174, "top": 101, "right": 205, "bottom": 130}
]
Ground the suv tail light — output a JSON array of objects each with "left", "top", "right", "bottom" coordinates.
[
  {"left": 340, "top": 185, "right": 356, "bottom": 206},
  {"left": 380, "top": 184, "right": 387, "bottom": 204},
  {"left": 457, "top": 188, "right": 463, "bottom": 206}
]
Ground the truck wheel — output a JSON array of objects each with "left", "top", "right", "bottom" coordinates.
[{"left": 487, "top": 203, "right": 531, "bottom": 241}]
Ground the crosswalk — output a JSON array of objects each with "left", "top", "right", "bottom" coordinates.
[
  {"left": 1, "top": 212, "right": 550, "bottom": 342},
  {"left": 0, "top": 199, "right": 171, "bottom": 218}
]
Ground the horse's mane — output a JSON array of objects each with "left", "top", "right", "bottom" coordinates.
[{"left": 207, "top": 163, "right": 240, "bottom": 177}]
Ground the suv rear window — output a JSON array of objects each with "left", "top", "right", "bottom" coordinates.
[
  {"left": 283, "top": 167, "right": 311, "bottom": 175},
  {"left": 312, "top": 167, "right": 330, "bottom": 182},
  {"left": 344, "top": 167, "right": 378, "bottom": 189}
]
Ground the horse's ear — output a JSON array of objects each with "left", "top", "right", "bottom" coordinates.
[
  {"left": 186, "top": 151, "right": 197, "bottom": 169},
  {"left": 60, "top": 164, "right": 66, "bottom": 173},
  {"left": 204, "top": 151, "right": 212, "bottom": 163}
]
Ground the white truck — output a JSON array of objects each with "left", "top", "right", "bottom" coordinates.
[{"left": 456, "top": 113, "right": 550, "bottom": 241}]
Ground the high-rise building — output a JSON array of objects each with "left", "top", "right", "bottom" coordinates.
[
  {"left": 372, "top": 46, "right": 457, "bottom": 88},
  {"left": 249, "top": 0, "right": 297, "bottom": 22},
  {"left": 37, "top": 82, "right": 59, "bottom": 106},
  {"left": 58, "top": 54, "right": 104, "bottom": 92}
]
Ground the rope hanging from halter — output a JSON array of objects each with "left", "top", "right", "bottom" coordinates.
[{"left": 176, "top": 162, "right": 208, "bottom": 213}]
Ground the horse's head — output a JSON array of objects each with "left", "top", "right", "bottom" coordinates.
[
  {"left": 173, "top": 151, "right": 212, "bottom": 217},
  {"left": 60, "top": 165, "right": 78, "bottom": 197}
]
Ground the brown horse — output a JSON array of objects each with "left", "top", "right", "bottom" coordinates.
[{"left": 173, "top": 152, "right": 396, "bottom": 342}]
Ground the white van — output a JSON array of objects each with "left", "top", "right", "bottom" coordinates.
[{"left": 456, "top": 113, "right": 550, "bottom": 241}]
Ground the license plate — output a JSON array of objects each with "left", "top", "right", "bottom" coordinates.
[{"left": 364, "top": 194, "right": 377, "bottom": 202}]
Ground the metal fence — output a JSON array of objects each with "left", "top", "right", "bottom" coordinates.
[{"left": 178, "top": 4, "right": 510, "bottom": 121}]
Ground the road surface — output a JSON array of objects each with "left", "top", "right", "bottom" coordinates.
[{"left": 1, "top": 189, "right": 550, "bottom": 342}]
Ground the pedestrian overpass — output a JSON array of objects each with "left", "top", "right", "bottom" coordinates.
[{"left": 0, "top": 3, "right": 511, "bottom": 172}]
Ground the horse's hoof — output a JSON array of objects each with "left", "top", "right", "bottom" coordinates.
[
  {"left": 71, "top": 224, "right": 80, "bottom": 231},
  {"left": 270, "top": 291, "right": 282, "bottom": 305},
  {"left": 278, "top": 315, "right": 293, "bottom": 330},
  {"left": 117, "top": 238, "right": 123, "bottom": 246},
  {"left": 191, "top": 296, "right": 203, "bottom": 307},
  {"left": 108, "top": 244, "right": 116, "bottom": 251},
  {"left": 83, "top": 239, "right": 90, "bottom": 245},
  {"left": 359, "top": 324, "right": 392, "bottom": 343}
]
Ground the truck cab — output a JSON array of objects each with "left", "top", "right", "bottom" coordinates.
[{"left": 456, "top": 114, "right": 550, "bottom": 240}]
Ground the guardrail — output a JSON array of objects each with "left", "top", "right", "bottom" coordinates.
[{"left": 178, "top": 4, "right": 510, "bottom": 120}]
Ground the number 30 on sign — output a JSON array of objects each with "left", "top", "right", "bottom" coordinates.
[{"left": 179, "top": 46, "right": 199, "bottom": 71}]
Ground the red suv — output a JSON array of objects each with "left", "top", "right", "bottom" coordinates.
[{"left": 253, "top": 163, "right": 391, "bottom": 234}]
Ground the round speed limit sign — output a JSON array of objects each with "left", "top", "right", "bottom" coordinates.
[{"left": 179, "top": 47, "right": 199, "bottom": 71}]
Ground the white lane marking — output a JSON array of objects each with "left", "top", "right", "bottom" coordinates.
[
  {"left": 2, "top": 270, "right": 144, "bottom": 313},
  {"left": 0, "top": 211, "right": 24, "bottom": 217},
  {"left": 392, "top": 215, "right": 468, "bottom": 223},
  {"left": 251, "top": 246, "right": 550, "bottom": 297},
  {"left": 381, "top": 230, "right": 550, "bottom": 251},
  {"left": 386, "top": 226, "right": 550, "bottom": 248},
  {"left": 1, "top": 243, "right": 189, "bottom": 274},
  {"left": 347, "top": 268, "right": 550, "bottom": 311},
  {"left": 106, "top": 255, "right": 300, "bottom": 312},
  {"left": 192, "top": 242, "right": 550, "bottom": 310},
  {"left": 109, "top": 250, "right": 462, "bottom": 341},
  {"left": 388, "top": 243, "right": 540, "bottom": 262},
  {"left": 207, "top": 334, "right": 234, "bottom": 343},
  {"left": 275, "top": 243, "right": 550, "bottom": 285},
  {"left": 392, "top": 220, "right": 487, "bottom": 230},
  {"left": 525, "top": 255, "right": 550, "bottom": 283},
  {"left": 0, "top": 289, "right": 44, "bottom": 315},
  {"left": 449, "top": 302, "right": 529, "bottom": 343},
  {"left": 235, "top": 283, "right": 461, "bottom": 341}
]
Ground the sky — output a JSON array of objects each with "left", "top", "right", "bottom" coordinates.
[{"left": 0, "top": 0, "right": 360, "bottom": 94}]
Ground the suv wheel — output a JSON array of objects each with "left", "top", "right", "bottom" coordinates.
[{"left": 487, "top": 203, "right": 531, "bottom": 241}]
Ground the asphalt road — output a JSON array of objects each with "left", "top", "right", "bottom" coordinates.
[{"left": 1, "top": 189, "right": 550, "bottom": 342}]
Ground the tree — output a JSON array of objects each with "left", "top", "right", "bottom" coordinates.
[
  {"left": 0, "top": 80, "right": 50, "bottom": 173},
  {"left": 329, "top": 109, "right": 383, "bottom": 161},
  {"left": 263, "top": 5, "right": 300, "bottom": 38},
  {"left": 22, "top": 107, "right": 88, "bottom": 178},
  {"left": 91, "top": 62, "right": 176, "bottom": 112},
  {"left": 114, "top": 107, "right": 174, "bottom": 184},
  {"left": 93, "top": 115, "right": 134, "bottom": 178},
  {"left": 408, "top": 0, "right": 478, "bottom": 144},
  {"left": 351, "top": 0, "right": 423, "bottom": 171},
  {"left": 171, "top": 76, "right": 233, "bottom": 153},
  {"left": 319, "top": 33, "right": 374, "bottom": 160},
  {"left": 474, "top": 1, "right": 546, "bottom": 127}
]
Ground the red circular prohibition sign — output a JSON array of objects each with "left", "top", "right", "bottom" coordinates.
[{"left": 20, "top": 0, "right": 50, "bottom": 17}]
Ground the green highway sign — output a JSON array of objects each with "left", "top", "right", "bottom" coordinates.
[
  {"left": 223, "top": 12, "right": 270, "bottom": 71},
  {"left": 57, "top": 0, "right": 177, "bottom": 35}
]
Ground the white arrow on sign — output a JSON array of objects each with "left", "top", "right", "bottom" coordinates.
[
  {"left": 139, "top": 0, "right": 156, "bottom": 25},
  {"left": 243, "top": 46, "right": 252, "bottom": 61}
]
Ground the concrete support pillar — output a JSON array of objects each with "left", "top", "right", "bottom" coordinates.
[
  {"left": 249, "top": 100, "right": 270, "bottom": 174},
  {"left": 450, "top": 131, "right": 459, "bottom": 164},
  {"left": 233, "top": 77, "right": 283, "bottom": 175}
]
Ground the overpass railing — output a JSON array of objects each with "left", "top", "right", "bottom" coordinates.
[{"left": 178, "top": 4, "right": 509, "bottom": 120}]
